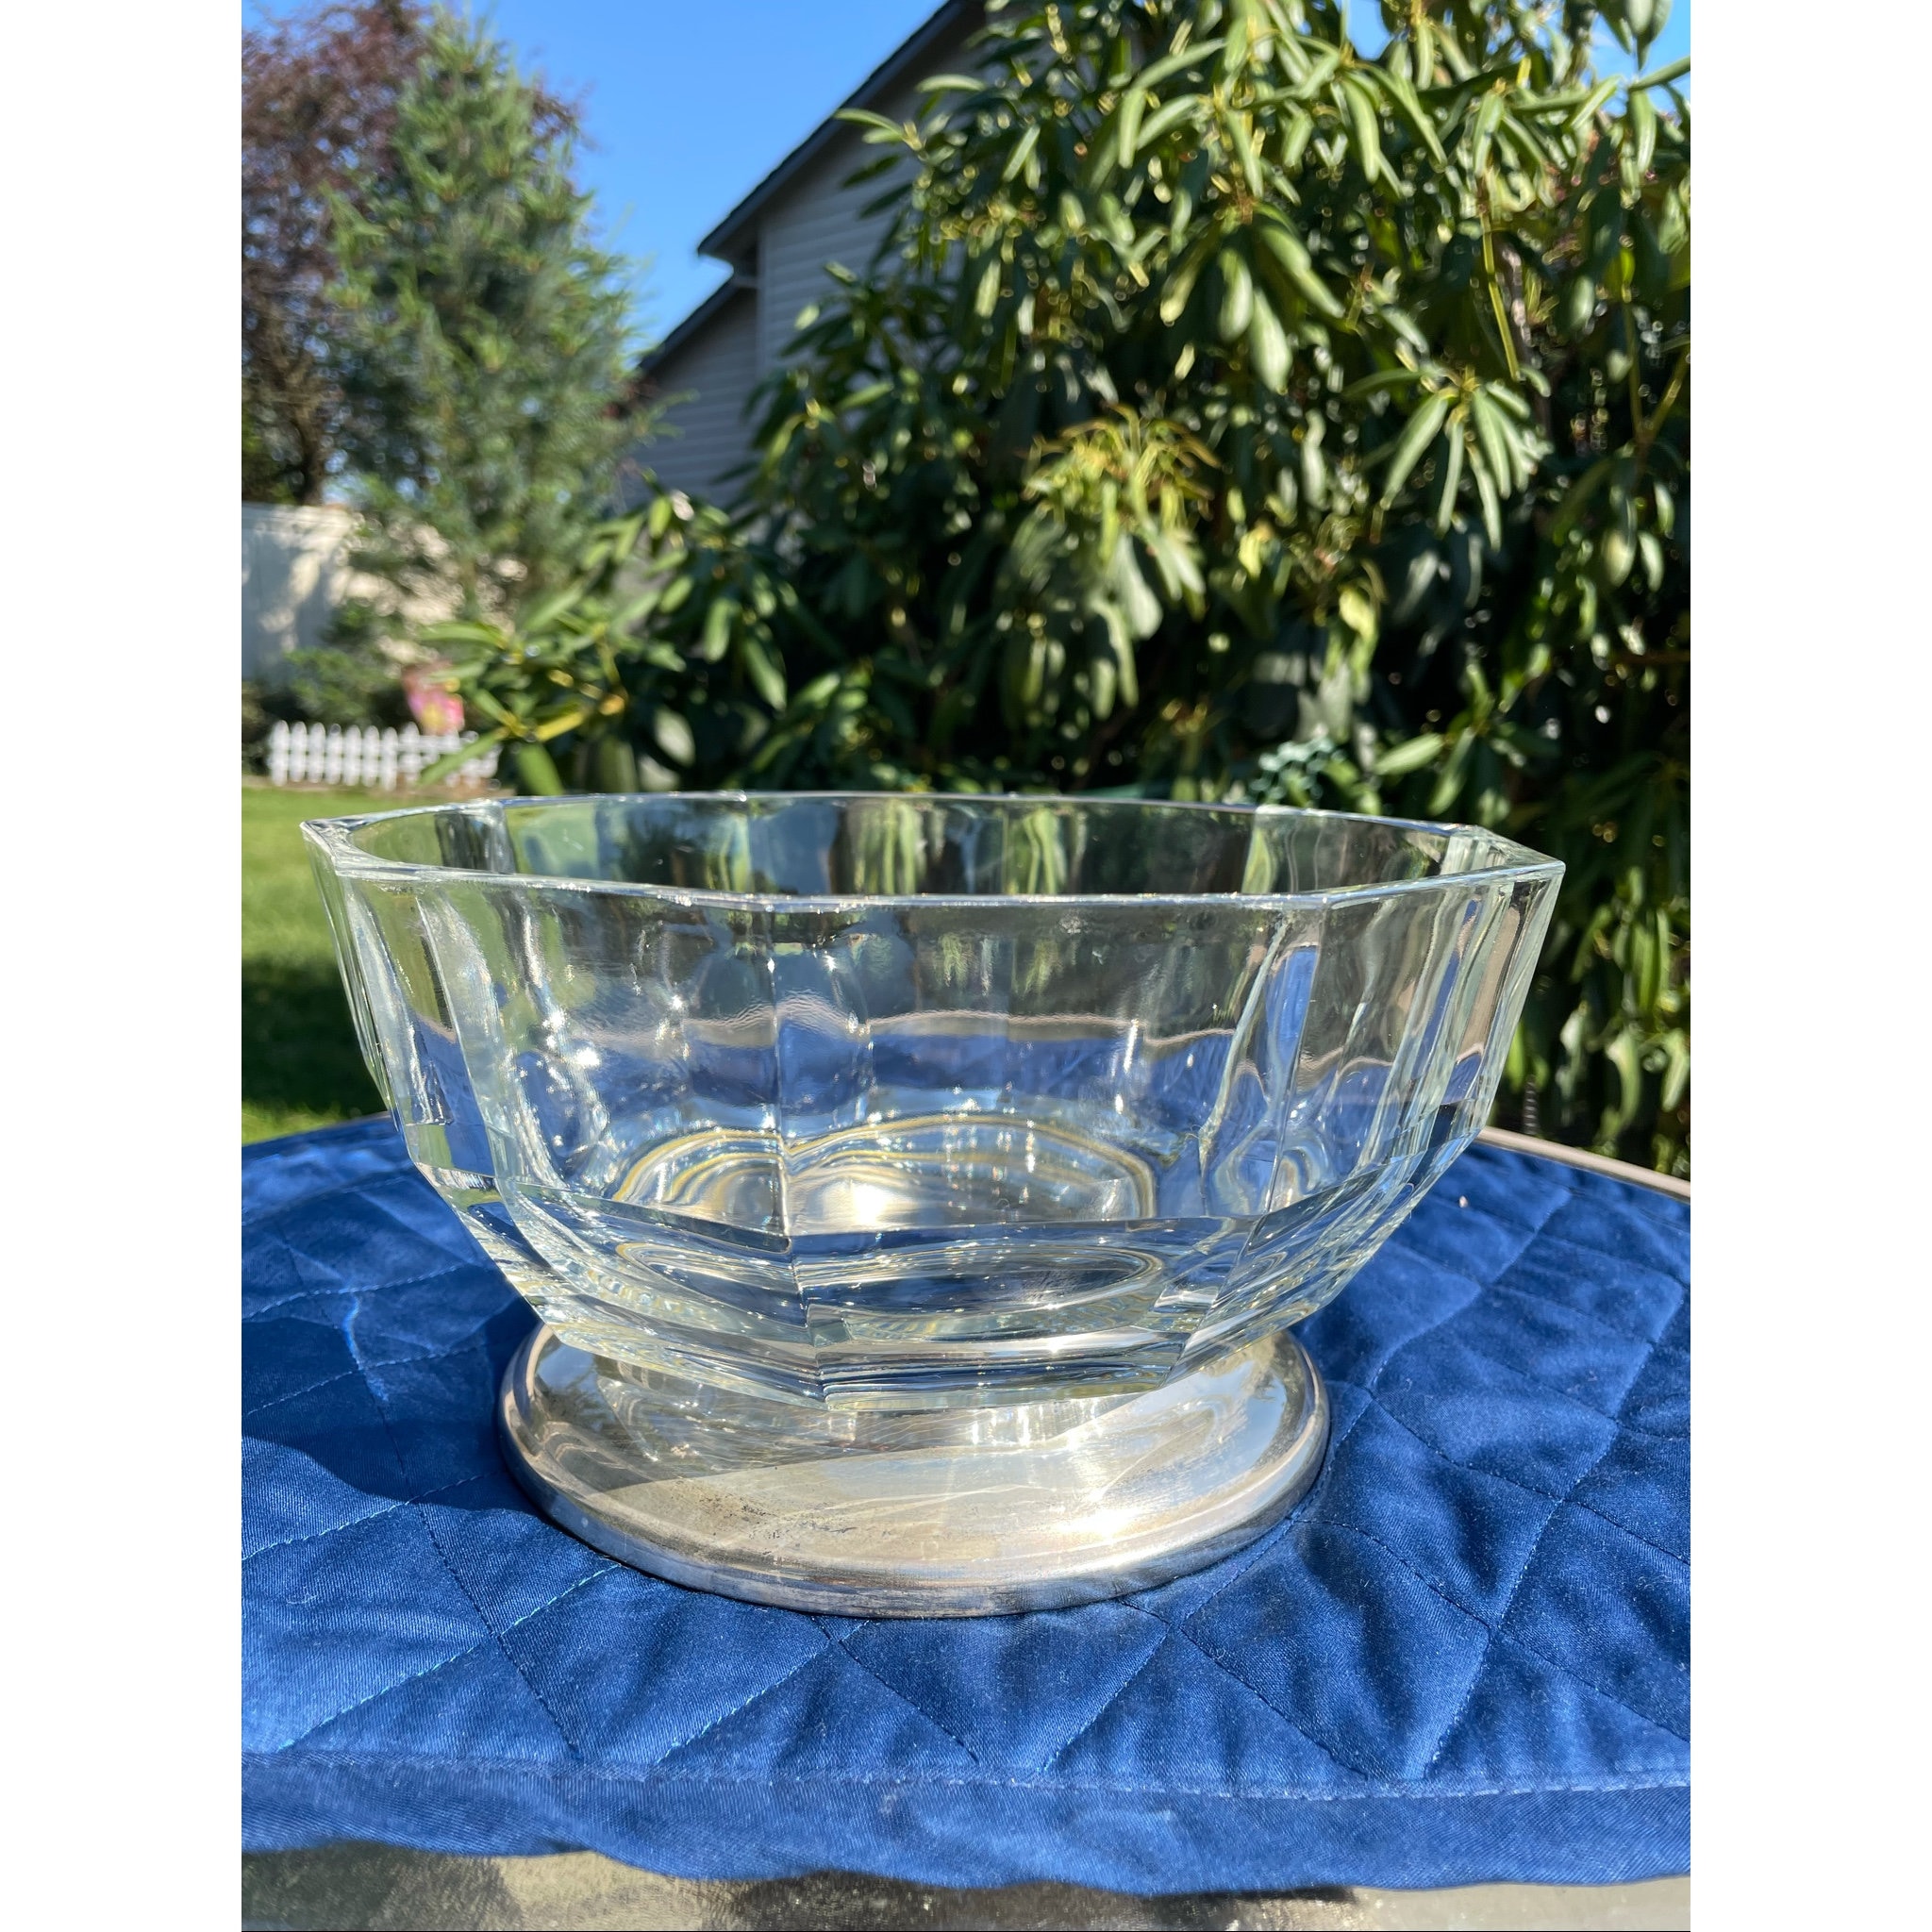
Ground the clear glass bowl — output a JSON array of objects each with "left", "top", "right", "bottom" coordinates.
[{"left": 306, "top": 793, "right": 1560, "bottom": 1613}]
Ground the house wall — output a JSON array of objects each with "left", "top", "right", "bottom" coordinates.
[
  {"left": 646, "top": 289, "right": 761, "bottom": 505},
  {"left": 755, "top": 131, "right": 912, "bottom": 377},
  {"left": 242, "top": 505, "right": 455, "bottom": 687},
  {"left": 639, "top": 8, "right": 977, "bottom": 505},
  {"left": 242, "top": 504, "right": 355, "bottom": 685}
]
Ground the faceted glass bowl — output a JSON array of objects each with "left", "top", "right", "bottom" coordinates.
[{"left": 305, "top": 793, "right": 1560, "bottom": 1613}]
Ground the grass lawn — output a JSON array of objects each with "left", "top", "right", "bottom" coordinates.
[{"left": 242, "top": 783, "right": 391, "bottom": 1142}]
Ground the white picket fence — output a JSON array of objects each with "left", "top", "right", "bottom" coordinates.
[{"left": 266, "top": 721, "right": 501, "bottom": 791}]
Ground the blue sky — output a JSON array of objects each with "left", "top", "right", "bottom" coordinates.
[{"left": 247, "top": 2, "right": 1690, "bottom": 343}]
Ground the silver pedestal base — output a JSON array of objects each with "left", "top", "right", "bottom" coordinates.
[{"left": 497, "top": 1325, "right": 1330, "bottom": 1616}]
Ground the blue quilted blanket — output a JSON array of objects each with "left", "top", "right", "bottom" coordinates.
[{"left": 242, "top": 1118, "right": 1689, "bottom": 1893}]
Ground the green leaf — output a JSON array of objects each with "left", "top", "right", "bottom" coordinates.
[
  {"left": 740, "top": 633, "right": 787, "bottom": 710},
  {"left": 1469, "top": 444, "right": 1504, "bottom": 548},
  {"left": 1001, "top": 122, "right": 1041, "bottom": 184},
  {"left": 1367, "top": 64, "right": 1445, "bottom": 165},
  {"left": 1137, "top": 95, "right": 1204, "bottom": 148},
  {"left": 1284, "top": 42, "right": 1341, "bottom": 98},
  {"left": 1338, "top": 583, "right": 1376, "bottom": 640},
  {"left": 1218, "top": 8, "right": 1250, "bottom": 79},
  {"left": 1659, "top": 1029, "right": 1690, "bottom": 1111},
  {"left": 835, "top": 108, "right": 911, "bottom": 145},
  {"left": 1143, "top": 526, "right": 1204, "bottom": 599},
  {"left": 1340, "top": 75, "right": 1384, "bottom": 184},
  {"left": 1136, "top": 38, "right": 1224, "bottom": 93},
  {"left": 467, "top": 688, "right": 523, "bottom": 732},
  {"left": 1089, "top": 651, "right": 1117, "bottom": 721},
  {"left": 1224, "top": 108, "right": 1264, "bottom": 198},
  {"left": 1216, "top": 248, "right": 1254, "bottom": 342},
  {"left": 1281, "top": 105, "right": 1314, "bottom": 170},
  {"left": 1602, "top": 485, "right": 1639, "bottom": 584},
  {"left": 1250, "top": 210, "right": 1344, "bottom": 318},
  {"left": 419, "top": 620, "right": 508, "bottom": 649},
  {"left": 1469, "top": 389, "right": 1518, "bottom": 496},
  {"left": 1499, "top": 108, "right": 1554, "bottom": 174},
  {"left": 1568, "top": 77, "right": 1621, "bottom": 129},
  {"left": 518, "top": 587, "right": 582, "bottom": 636},
  {"left": 1471, "top": 90, "right": 1505, "bottom": 174},
  {"left": 1632, "top": 56, "right": 1690, "bottom": 91},
  {"left": 1432, "top": 424, "right": 1464, "bottom": 535},
  {"left": 1427, "top": 730, "right": 1474, "bottom": 816},
  {"left": 700, "top": 595, "right": 737, "bottom": 662},
  {"left": 1373, "top": 732, "right": 1445, "bottom": 778},
  {"left": 1628, "top": 90, "right": 1657, "bottom": 176},
  {"left": 591, "top": 736, "right": 638, "bottom": 792},
  {"left": 1378, "top": 391, "right": 1452, "bottom": 505},
  {"left": 652, "top": 708, "right": 695, "bottom": 767},
  {"left": 417, "top": 726, "right": 506, "bottom": 787},
  {"left": 1607, "top": 1027, "right": 1644, "bottom": 1130},
  {"left": 1248, "top": 289, "right": 1291, "bottom": 390},
  {"left": 1108, "top": 538, "right": 1163, "bottom": 641},
  {"left": 511, "top": 741, "right": 566, "bottom": 796},
  {"left": 532, "top": 702, "right": 593, "bottom": 742},
  {"left": 1343, "top": 367, "right": 1431, "bottom": 400},
  {"left": 1159, "top": 230, "right": 1215, "bottom": 325},
  {"left": 612, "top": 589, "right": 661, "bottom": 630}
]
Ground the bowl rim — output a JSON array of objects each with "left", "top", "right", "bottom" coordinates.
[{"left": 301, "top": 789, "right": 1563, "bottom": 910}]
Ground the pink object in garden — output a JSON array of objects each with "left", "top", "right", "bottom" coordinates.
[{"left": 404, "top": 664, "right": 463, "bottom": 736}]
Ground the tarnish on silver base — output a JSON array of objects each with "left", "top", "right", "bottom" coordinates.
[{"left": 497, "top": 1326, "right": 1330, "bottom": 1616}]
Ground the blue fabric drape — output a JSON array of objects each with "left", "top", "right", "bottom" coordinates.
[{"left": 243, "top": 1118, "right": 1688, "bottom": 1892}]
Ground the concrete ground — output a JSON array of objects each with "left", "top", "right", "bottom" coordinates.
[{"left": 243, "top": 1844, "right": 1689, "bottom": 1930}]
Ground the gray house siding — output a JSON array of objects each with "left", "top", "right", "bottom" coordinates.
[
  {"left": 638, "top": 1, "right": 979, "bottom": 507},
  {"left": 648, "top": 286, "right": 760, "bottom": 505},
  {"left": 756, "top": 123, "right": 913, "bottom": 375}
]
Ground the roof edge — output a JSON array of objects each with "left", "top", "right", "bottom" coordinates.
[
  {"left": 637, "top": 275, "right": 756, "bottom": 378},
  {"left": 695, "top": 0, "right": 981, "bottom": 266}
]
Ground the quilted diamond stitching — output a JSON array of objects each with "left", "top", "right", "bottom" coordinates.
[
  {"left": 242, "top": 1131, "right": 1688, "bottom": 1835},
  {"left": 828, "top": 1637, "right": 985, "bottom": 1765},
  {"left": 1054, "top": 1609, "right": 1382, "bottom": 1790},
  {"left": 243, "top": 1471, "right": 491, "bottom": 1565},
  {"left": 246, "top": 1171, "right": 419, "bottom": 1226},
  {"left": 1413, "top": 1330, "right": 1672, "bottom": 1772},
  {"left": 1384, "top": 1242, "right": 1676, "bottom": 1357},
  {"left": 334, "top": 1291, "right": 588, "bottom": 1757},
  {"left": 1439, "top": 1333, "right": 1688, "bottom": 1442},
  {"left": 267, "top": 1560, "right": 619, "bottom": 1754},
  {"left": 1163, "top": 1621, "right": 1396, "bottom": 1786},
  {"left": 1032, "top": 1625, "right": 1174, "bottom": 1774},
  {"left": 840, "top": 1603, "right": 1173, "bottom": 1774},
  {"left": 241, "top": 1334, "right": 495, "bottom": 1422},
  {"left": 1168, "top": 1208, "right": 1573, "bottom": 1780},
  {"left": 642, "top": 1643, "right": 836, "bottom": 1769},
  {"left": 1169, "top": 1160, "right": 1686, "bottom": 1783},
  {"left": 1483, "top": 1624, "right": 1689, "bottom": 1745},
  {"left": 1486, "top": 1275, "right": 1680, "bottom": 1355},
  {"left": 1334, "top": 1371, "right": 1688, "bottom": 1570},
  {"left": 243, "top": 1259, "right": 498, "bottom": 1324}
]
